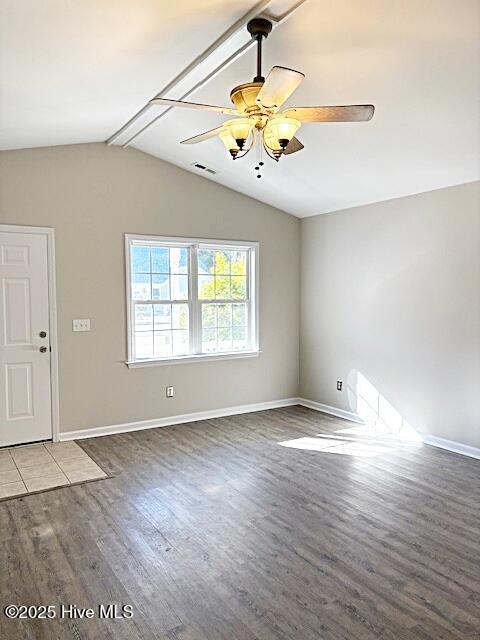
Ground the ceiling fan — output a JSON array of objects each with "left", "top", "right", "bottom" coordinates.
[{"left": 149, "top": 18, "right": 374, "bottom": 173}]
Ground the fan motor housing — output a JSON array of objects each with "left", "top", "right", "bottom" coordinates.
[{"left": 230, "top": 82, "right": 271, "bottom": 121}]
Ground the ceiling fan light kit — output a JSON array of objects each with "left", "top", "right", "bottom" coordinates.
[
  {"left": 223, "top": 118, "right": 255, "bottom": 149},
  {"left": 219, "top": 128, "right": 240, "bottom": 158},
  {"left": 151, "top": 16, "right": 375, "bottom": 175},
  {"left": 264, "top": 117, "right": 301, "bottom": 149}
]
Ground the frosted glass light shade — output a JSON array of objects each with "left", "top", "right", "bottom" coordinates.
[
  {"left": 264, "top": 117, "right": 301, "bottom": 149},
  {"left": 219, "top": 129, "right": 240, "bottom": 151},
  {"left": 263, "top": 129, "right": 283, "bottom": 151},
  {"left": 224, "top": 118, "right": 254, "bottom": 142}
]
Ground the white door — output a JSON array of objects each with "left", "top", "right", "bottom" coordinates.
[{"left": 0, "top": 230, "right": 52, "bottom": 447}]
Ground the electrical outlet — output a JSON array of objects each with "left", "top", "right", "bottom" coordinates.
[
  {"left": 336, "top": 380, "right": 343, "bottom": 391},
  {"left": 166, "top": 386, "right": 174, "bottom": 398},
  {"left": 73, "top": 319, "right": 90, "bottom": 332}
]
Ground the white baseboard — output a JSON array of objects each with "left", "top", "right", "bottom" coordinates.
[
  {"left": 423, "top": 435, "right": 480, "bottom": 460},
  {"left": 60, "top": 395, "right": 480, "bottom": 462},
  {"left": 59, "top": 398, "right": 300, "bottom": 441},
  {"left": 297, "top": 397, "right": 364, "bottom": 423},
  {"left": 299, "top": 402, "right": 479, "bottom": 461},
  {"left": 59, "top": 396, "right": 366, "bottom": 442}
]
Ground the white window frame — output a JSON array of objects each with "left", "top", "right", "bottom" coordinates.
[{"left": 125, "top": 234, "right": 260, "bottom": 367}]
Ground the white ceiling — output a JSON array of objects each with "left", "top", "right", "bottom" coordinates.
[{"left": 1, "top": 0, "right": 479, "bottom": 217}]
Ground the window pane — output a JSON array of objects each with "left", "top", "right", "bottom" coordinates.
[
  {"left": 134, "top": 304, "right": 153, "bottom": 331},
  {"left": 232, "top": 326, "right": 247, "bottom": 350},
  {"left": 151, "top": 247, "right": 169, "bottom": 273},
  {"left": 172, "top": 330, "right": 189, "bottom": 355},
  {"left": 231, "top": 250, "right": 247, "bottom": 276},
  {"left": 152, "top": 274, "right": 169, "bottom": 300},
  {"left": 135, "top": 331, "right": 153, "bottom": 359},
  {"left": 198, "top": 275, "right": 214, "bottom": 299},
  {"left": 231, "top": 276, "right": 246, "bottom": 299},
  {"left": 216, "top": 303, "right": 231, "bottom": 327},
  {"left": 198, "top": 249, "right": 215, "bottom": 274},
  {"left": 154, "top": 304, "right": 171, "bottom": 330},
  {"left": 171, "top": 274, "right": 188, "bottom": 300},
  {"left": 131, "top": 246, "right": 150, "bottom": 273},
  {"left": 202, "top": 327, "right": 216, "bottom": 352},
  {"left": 232, "top": 303, "right": 246, "bottom": 326},
  {"left": 154, "top": 331, "right": 172, "bottom": 358},
  {"left": 202, "top": 304, "right": 216, "bottom": 328},
  {"left": 214, "top": 250, "right": 230, "bottom": 275},
  {"left": 132, "top": 273, "right": 151, "bottom": 300},
  {"left": 172, "top": 304, "right": 189, "bottom": 329},
  {"left": 170, "top": 248, "right": 188, "bottom": 274},
  {"left": 215, "top": 275, "right": 230, "bottom": 299},
  {"left": 217, "top": 326, "right": 232, "bottom": 351}
]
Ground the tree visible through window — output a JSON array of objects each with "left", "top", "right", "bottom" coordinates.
[
  {"left": 197, "top": 249, "right": 248, "bottom": 353},
  {"left": 126, "top": 236, "right": 258, "bottom": 363}
]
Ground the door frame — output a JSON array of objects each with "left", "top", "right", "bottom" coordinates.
[{"left": 0, "top": 224, "right": 60, "bottom": 442}]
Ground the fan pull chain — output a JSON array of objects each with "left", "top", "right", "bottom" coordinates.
[{"left": 254, "top": 132, "right": 264, "bottom": 179}]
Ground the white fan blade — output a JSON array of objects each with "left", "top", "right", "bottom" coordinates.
[
  {"left": 180, "top": 126, "right": 225, "bottom": 144},
  {"left": 256, "top": 66, "right": 305, "bottom": 111},
  {"left": 282, "top": 105, "right": 375, "bottom": 123},
  {"left": 150, "top": 98, "right": 238, "bottom": 116}
]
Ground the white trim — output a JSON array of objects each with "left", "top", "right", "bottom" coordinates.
[
  {"left": 0, "top": 224, "right": 60, "bottom": 443},
  {"left": 423, "top": 435, "right": 480, "bottom": 460},
  {"left": 297, "top": 398, "right": 364, "bottom": 423},
  {"left": 298, "top": 399, "right": 480, "bottom": 461},
  {"left": 46, "top": 230, "right": 60, "bottom": 443},
  {"left": 127, "top": 350, "right": 261, "bottom": 368},
  {"left": 57, "top": 387, "right": 480, "bottom": 462},
  {"left": 124, "top": 233, "right": 133, "bottom": 363},
  {"left": 127, "top": 234, "right": 259, "bottom": 249},
  {"left": 252, "top": 243, "right": 260, "bottom": 352},
  {"left": 59, "top": 397, "right": 366, "bottom": 442},
  {"left": 59, "top": 398, "right": 299, "bottom": 441},
  {"left": 190, "top": 242, "right": 200, "bottom": 354}
]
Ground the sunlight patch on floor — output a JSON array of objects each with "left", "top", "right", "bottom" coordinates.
[
  {"left": 279, "top": 371, "right": 424, "bottom": 456},
  {"left": 278, "top": 435, "right": 397, "bottom": 457}
]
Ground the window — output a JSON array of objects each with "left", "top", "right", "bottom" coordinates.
[{"left": 126, "top": 235, "right": 259, "bottom": 366}]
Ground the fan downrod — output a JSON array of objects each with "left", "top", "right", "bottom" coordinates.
[{"left": 247, "top": 18, "right": 273, "bottom": 83}]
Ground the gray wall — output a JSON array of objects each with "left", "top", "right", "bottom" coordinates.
[
  {"left": 1, "top": 142, "right": 478, "bottom": 449},
  {"left": 0, "top": 143, "right": 300, "bottom": 432},
  {"left": 300, "top": 182, "right": 480, "bottom": 448}
]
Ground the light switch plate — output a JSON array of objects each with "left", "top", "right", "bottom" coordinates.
[{"left": 73, "top": 319, "right": 90, "bottom": 332}]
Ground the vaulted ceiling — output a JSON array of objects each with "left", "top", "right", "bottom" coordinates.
[{"left": 1, "top": 0, "right": 479, "bottom": 217}]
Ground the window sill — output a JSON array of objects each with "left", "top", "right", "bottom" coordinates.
[{"left": 126, "top": 350, "right": 261, "bottom": 368}]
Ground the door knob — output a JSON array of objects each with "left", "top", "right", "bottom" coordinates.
[
  {"left": 39, "top": 331, "right": 47, "bottom": 338},
  {"left": 39, "top": 346, "right": 48, "bottom": 353}
]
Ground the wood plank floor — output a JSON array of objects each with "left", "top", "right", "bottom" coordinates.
[{"left": 0, "top": 405, "right": 479, "bottom": 640}]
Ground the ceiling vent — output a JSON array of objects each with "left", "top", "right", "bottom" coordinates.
[{"left": 192, "top": 162, "right": 218, "bottom": 175}]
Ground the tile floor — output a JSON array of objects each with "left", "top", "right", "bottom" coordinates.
[{"left": 0, "top": 441, "right": 107, "bottom": 500}]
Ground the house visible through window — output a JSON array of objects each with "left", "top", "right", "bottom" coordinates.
[{"left": 126, "top": 235, "right": 259, "bottom": 365}]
